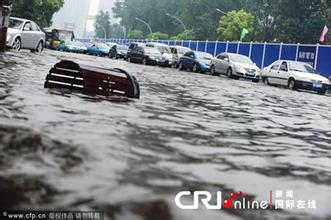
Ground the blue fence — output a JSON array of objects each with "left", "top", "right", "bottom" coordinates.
[{"left": 78, "top": 38, "right": 331, "bottom": 78}]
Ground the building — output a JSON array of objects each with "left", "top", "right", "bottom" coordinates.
[{"left": 51, "top": 0, "right": 91, "bottom": 38}]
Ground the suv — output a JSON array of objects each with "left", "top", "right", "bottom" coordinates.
[{"left": 170, "top": 46, "right": 191, "bottom": 68}]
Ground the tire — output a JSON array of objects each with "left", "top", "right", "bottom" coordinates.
[
  {"left": 192, "top": 63, "right": 198, "bottom": 72},
  {"left": 179, "top": 62, "right": 183, "bottom": 71},
  {"left": 317, "top": 89, "right": 326, "bottom": 95},
  {"left": 226, "top": 68, "right": 233, "bottom": 78},
  {"left": 13, "top": 38, "right": 22, "bottom": 51},
  {"left": 142, "top": 58, "right": 147, "bottom": 65},
  {"left": 262, "top": 76, "right": 270, "bottom": 85},
  {"left": 35, "top": 41, "right": 43, "bottom": 54},
  {"left": 210, "top": 65, "right": 216, "bottom": 75},
  {"left": 288, "top": 78, "right": 296, "bottom": 90}
]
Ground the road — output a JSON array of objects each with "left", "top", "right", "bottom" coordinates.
[{"left": 0, "top": 49, "right": 330, "bottom": 220}]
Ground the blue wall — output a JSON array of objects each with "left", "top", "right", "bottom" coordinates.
[{"left": 78, "top": 38, "right": 331, "bottom": 78}]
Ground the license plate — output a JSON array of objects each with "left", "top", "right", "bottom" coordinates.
[{"left": 313, "top": 83, "right": 322, "bottom": 88}]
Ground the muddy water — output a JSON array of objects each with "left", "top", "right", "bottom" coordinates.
[{"left": 0, "top": 50, "right": 330, "bottom": 220}]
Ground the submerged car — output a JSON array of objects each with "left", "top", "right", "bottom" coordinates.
[
  {"left": 127, "top": 46, "right": 164, "bottom": 65},
  {"left": 170, "top": 46, "right": 191, "bottom": 68},
  {"left": 6, "top": 17, "right": 45, "bottom": 53},
  {"left": 57, "top": 41, "right": 87, "bottom": 53},
  {"left": 87, "top": 43, "right": 110, "bottom": 56},
  {"left": 179, "top": 51, "right": 213, "bottom": 73},
  {"left": 116, "top": 45, "right": 129, "bottom": 59},
  {"left": 146, "top": 42, "right": 173, "bottom": 67},
  {"left": 210, "top": 53, "right": 261, "bottom": 82},
  {"left": 261, "top": 60, "right": 330, "bottom": 94}
]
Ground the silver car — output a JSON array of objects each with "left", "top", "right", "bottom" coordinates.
[
  {"left": 6, "top": 17, "right": 45, "bottom": 53},
  {"left": 170, "top": 46, "right": 191, "bottom": 68},
  {"left": 210, "top": 53, "right": 261, "bottom": 82}
]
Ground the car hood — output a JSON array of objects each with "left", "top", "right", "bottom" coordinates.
[
  {"left": 291, "top": 71, "right": 329, "bottom": 82},
  {"left": 197, "top": 59, "right": 211, "bottom": 65},
  {"left": 232, "top": 62, "right": 260, "bottom": 70}
]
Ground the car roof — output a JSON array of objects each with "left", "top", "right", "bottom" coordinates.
[
  {"left": 10, "top": 17, "right": 29, "bottom": 22},
  {"left": 170, "top": 46, "right": 190, "bottom": 49},
  {"left": 146, "top": 42, "right": 169, "bottom": 47}
]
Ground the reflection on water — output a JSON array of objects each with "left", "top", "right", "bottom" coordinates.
[{"left": 0, "top": 50, "right": 330, "bottom": 219}]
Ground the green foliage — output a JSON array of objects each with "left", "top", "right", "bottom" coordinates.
[
  {"left": 94, "top": 11, "right": 111, "bottom": 39},
  {"left": 217, "top": 10, "right": 254, "bottom": 41},
  {"left": 170, "top": 30, "right": 196, "bottom": 41},
  {"left": 128, "top": 29, "right": 144, "bottom": 39},
  {"left": 147, "top": 32, "right": 169, "bottom": 40},
  {"left": 113, "top": 0, "right": 331, "bottom": 43},
  {"left": 11, "top": 0, "right": 64, "bottom": 28}
]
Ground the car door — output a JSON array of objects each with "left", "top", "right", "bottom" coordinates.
[
  {"left": 216, "top": 53, "right": 230, "bottom": 74},
  {"left": 181, "top": 52, "right": 191, "bottom": 68},
  {"left": 31, "top": 22, "right": 41, "bottom": 48},
  {"left": 186, "top": 52, "right": 195, "bottom": 69},
  {"left": 267, "top": 61, "right": 281, "bottom": 85},
  {"left": 21, "top": 21, "right": 34, "bottom": 48},
  {"left": 278, "top": 61, "right": 289, "bottom": 86}
]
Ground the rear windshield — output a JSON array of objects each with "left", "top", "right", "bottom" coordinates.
[
  {"left": 289, "top": 62, "right": 317, "bottom": 74},
  {"left": 196, "top": 52, "right": 213, "bottom": 60},
  {"left": 9, "top": 18, "right": 24, "bottom": 30},
  {"left": 229, "top": 54, "right": 253, "bottom": 64}
]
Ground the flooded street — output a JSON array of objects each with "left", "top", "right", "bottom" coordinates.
[{"left": 0, "top": 50, "right": 330, "bottom": 220}]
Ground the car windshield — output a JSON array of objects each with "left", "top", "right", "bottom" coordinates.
[
  {"left": 118, "top": 45, "right": 128, "bottom": 50},
  {"left": 9, "top": 18, "right": 24, "bottom": 29},
  {"left": 72, "top": 41, "right": 85, "bottom": 47},
  {"left": 97, "top": 43, "right": 109, "bottom": 49},
  {"left": 229, "top": 54, "right": 253, "bottom": 64},
  {"left": 178, "top": 48, "right": 190, "bottom": 54},
  {"left": 289, "top": 62, "right": 317, "bottom": 74},
  {"left": 195, "top": 52, "right": 213, "bottom": 60},
  {"left": 157, "top": 46, "right": 171, "bottom": 54},
  {"left": 145, "top": 47, "right": 161, "bottom": 56}
]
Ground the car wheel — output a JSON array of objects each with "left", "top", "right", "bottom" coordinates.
[
  {"left": 179, "top": 62, "right": 183, "bottom": 71},
  {"left": 210, "top": 65, "right": 216, "bottom": 75},
  {"left": 288, "top": 78, "right": 296, "bottom": 90},
  {"left": 226, "top": 68, "right": 233, "bottom": 78},
  {"left": 142, "top": 58, "right": 147, "bottom": 65},
  {"left": 262, "top": 77, "right": 270, "bottom": 85},
  {"left": 317, "top": 89, "right": 326, "bottom": 95},
  {"left": 36, "top": 41, "right": 43, "bottom": 54},
  {"left": 192, "top": 63, "right": 198, "bottom": 72},
  {"left": 13, "top": 38, "right": 22, "bottom": 51}
]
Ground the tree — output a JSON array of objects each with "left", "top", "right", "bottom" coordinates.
[
  {"left": 217, "top": 10, "right": 254, "bottom": 41},
  {"left": 170, "top": 30, "right": 196, "bottom": 40},
  {"left": 128, "top": 30, "right": 144, "bottom": 39},
  {"left": 147, "top": 32, "right": 169, "bottom": 40},
  {"left": 11, "top": 0, "right": 64, "bottom": 28},
  {"left": 94, "top": 11, "right": 111, "bottom": 39}
]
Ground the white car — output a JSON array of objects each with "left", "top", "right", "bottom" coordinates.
[
  {"left": 146, "top": 42, "right": 173, "bottom": 67},
  {"left": 170, "top": 46, "right": 191, "bottom": 68},
  {"left": 210, "top": 53, "right": 261, "bottom": 82},
  {"left": 6, "top": 17, "right": 45, "bottom": 53},
  {"left": 261, "top": 60, "right": 330, "bottom": 95}
]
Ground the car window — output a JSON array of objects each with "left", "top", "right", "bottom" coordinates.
[
  {"left": 271, "top": 61, "right": 281, "bottom": 70},
  {"left": 31, "top": 22, "right": 40, "bottom": 31},
  {"left": 23, "top": 22, "right": 32, "bottom": 31},
  {"left": 289, "top": 62, "right": 317, "bottom": 74},
  {"left": 280, "top": 62, "right": 288, "bottom": 71}
]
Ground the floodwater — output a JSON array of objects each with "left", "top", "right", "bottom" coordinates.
[{"left": 0, "top": 50, "right": 330, "bottom": 220}]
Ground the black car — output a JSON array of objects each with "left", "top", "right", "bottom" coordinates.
[
  {"left": 115, "top": 45, "right": 129, "bottom": 59},
  {"left": 127, "top": 46, "right": 164, "bottom": 65}
]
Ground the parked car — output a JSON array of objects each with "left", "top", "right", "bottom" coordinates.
[
  {"left": 146, "top": 42, "right": 173, "bottom": 67},
  {"left": 6, "top": 17, "right": 45, "bottom": 53},
  {"left": 57, "top": 41, "right": 87, "bottom": 53},
  {"left": 115, "top": 45, "right": 129, "bottom": 59},
  {"left": 128, "top": 42, "right": 146, "bottom": 54},
  {"left": 170, "top": 46, "right": 191, "bottom": 68},
  {"left": 179, "top": 51, "right": 213, "bottom": 73},
  {"left": 261, "top": 60, "right": 330, "bottom": 94},
  {"left": 210, "top": 53, "right": 261, "bottom": 82},
  {"left": 127, "top": 46, "right": 164, "bottom": 65},
  {"left": 45, "top": 28, "right": 74, "bottom": 49},
  {"left": 87, "top": 43, "right": 110, "bottom": 56}
]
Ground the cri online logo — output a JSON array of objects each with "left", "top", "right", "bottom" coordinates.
[{"left": 175, "top": 191, "right": 271, "bottom": 210}]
